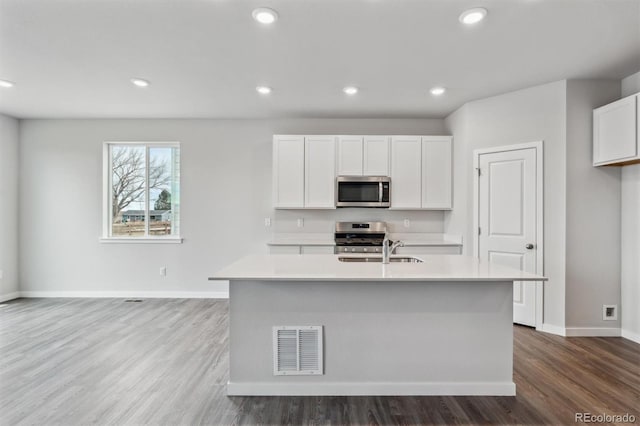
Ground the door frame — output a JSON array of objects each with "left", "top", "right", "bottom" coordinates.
[{"left": 472, "top": 141, "right": 544, "bottom": 330}]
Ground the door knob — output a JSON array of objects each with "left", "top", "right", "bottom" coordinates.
[{"left": 525, "top": 243, "right": 535, "bottom": 250}]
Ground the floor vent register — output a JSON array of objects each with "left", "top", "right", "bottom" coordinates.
[{"left": 273, "top": 326, "right": 323, "bottom": 376}]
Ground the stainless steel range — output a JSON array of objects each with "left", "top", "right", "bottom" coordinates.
[{"left": 334, "top": 221, "right": 387, "bottom": 254}]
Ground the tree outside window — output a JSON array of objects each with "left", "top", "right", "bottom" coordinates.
[{"left": 105, "top": 143, "right": 180, "bottom": 238}]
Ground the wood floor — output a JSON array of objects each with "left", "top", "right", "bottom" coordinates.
[{"left": 0, "top": 298, "right": 638, "bottom": 426}]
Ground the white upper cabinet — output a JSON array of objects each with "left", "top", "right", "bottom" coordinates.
[
  {"left": 337, "top": 136, "right": 364, "bottom": 176},
  {"left": 305, "top": 136, "right": 336, "bottom": 209},
  {"left": 390, "top": 136, "right": 423, "bottom": 209},
  {"left": 363, "top": 136, "right": 390, "bottom": 176},
  {"left": 593, "top": 93, "right": 640, "bottom": 166},
  {"left": 273, "top": 135, "right": 305, "bottom": 208},
  {"left": 422, "top": 136, "right": 452, "bottom": 209},
  {"left": 274, "top": 134, "right": 452, "bottom": 210},
  {"left": 337, "top": 136, "right": 389, "bottom": 176},
  {"left": 390, "top": 136, "right": 453, "bottom": 210}
]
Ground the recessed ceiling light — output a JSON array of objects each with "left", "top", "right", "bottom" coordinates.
[
  {"left": 459, "top": 7, "right": 487, "bottom": 25},
  {"left": 256, "top": 86, "right": 272, "bottom": 95},
  {"left": 252, "top": 7, "right": 278, "bottom": 24},
  {"left": 343, "top": 86, "right": 358, "bottom": 95},
  {"left": 0, "top": 79, "right": 15, "bottom": 88},
  {"left": 131, "top": 78, "right": 150, "bottom": 88},
  {"left": 430, "top": 87, "right": 446, "bottom": 96}
]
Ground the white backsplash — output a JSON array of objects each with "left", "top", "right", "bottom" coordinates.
[{"left": 272, "top": 209, "right": 445, "bottom": 234}]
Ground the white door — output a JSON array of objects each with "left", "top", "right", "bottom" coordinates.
[{"left": 478, "top": 148, "right": 538, "bottom": 326}]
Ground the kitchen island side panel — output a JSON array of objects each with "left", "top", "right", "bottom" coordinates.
[{"left": 228, "top": 280, "right": 514, "bottom": 396}]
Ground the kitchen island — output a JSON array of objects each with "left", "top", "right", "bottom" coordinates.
[{"left": 209, "top": 254, "right": 546, "bottom": 396}]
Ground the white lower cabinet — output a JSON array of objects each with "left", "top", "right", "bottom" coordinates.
[
  {"left": 269, "top": 245, "right": 301, "bottom": 254},
  {"left": 269, "top": 245, "right": 334, "bottom": 254},
  {"left": 395, "top": 245, "right": 462, "bottom": 255},
  {"left": 300, "top": 246, "right": 335, "bottom": 254}
]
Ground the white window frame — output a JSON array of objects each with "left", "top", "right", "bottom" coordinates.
[{"left": 101, "top": 141, "right": 183, "bottom": 244}]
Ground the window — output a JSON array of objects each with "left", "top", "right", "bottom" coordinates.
[{"left": 103, "top": 142, "right": 181, "bottom": 242}]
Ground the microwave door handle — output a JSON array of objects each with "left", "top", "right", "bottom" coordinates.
[{"left": 379, "top": 182, "right": 383, "bottom": 202}]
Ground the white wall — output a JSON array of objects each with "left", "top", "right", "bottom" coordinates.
[
  {"left": 565, "top": 80, "right": 621, "bottom": 329},
  {"left": 445, "top": 81, "right": 568, "bottom": 329},
  {"left": 621, "top": 71, "right": 640, "bottom": 98},
  {"left": 18, "top": 118, "right": 445, "bottom": 296},
  {"left": 0, "top": 114, "right": 20, "bottom": 301},
  {"left": 620, "top": 71, "right": 640, "bottom": 341}
]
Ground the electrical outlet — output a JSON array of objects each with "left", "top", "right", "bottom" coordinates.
[
  {"left": 264, "top": 217, "right": 271, "bottom": 227},
  {"left": 297, "top": 218, "right": 304, "bottom": 228},
  {"left": 160, "top": 267, "right": 167, "bottom": 277},
  {"left": 403, "top": 219, "right": 410, "bottom": 228},
  {"left": 603, "top": 305, "right": 617, "bottom": 321}
]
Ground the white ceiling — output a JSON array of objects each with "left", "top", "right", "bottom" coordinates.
[{"left": 0, "top": 0, "right": 639, "bottom": 119}]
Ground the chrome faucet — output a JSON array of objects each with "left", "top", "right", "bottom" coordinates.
[{"left": 382, "top": 235, "right": 404, "bottom": 264}]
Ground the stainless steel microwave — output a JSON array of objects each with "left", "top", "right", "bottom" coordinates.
[{"left": 336, "top": 176, "right": 391, "bottom": 208}]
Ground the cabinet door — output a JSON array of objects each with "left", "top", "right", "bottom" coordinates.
[
  {"left": 593, "top": 95, "right": 638, "bottom": 165},
  {"left": 301, "top": 246, "right": 335, "bottom": 254},
  {"left": 364, "top": 136, "right": 390, "bottom": 176},
  {"left": 337, "top": 136, "right": 363, "bottom": 176},
  {"left": 273, "top": 135, "right": 305, "bottom": 208},
  {"left": 305, "top": 136, "right": 336, "bottom": 208},
  {"left": 395, "top": 245, "right": 462, "bottom": 255},
  {"left": 269, "top": 245, "right": 301, "bottom": 254},
  {"left": 422, "top": 136, "right": 452, "bottom": 209},
  {"left": 390, "top": 136, "right": 422, "bottom": 209}
]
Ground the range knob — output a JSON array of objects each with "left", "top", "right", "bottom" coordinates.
[
  {"left": 351, "top": 248, "right": 356, "bottom": 252},
  {"left": 364, "top": 248, "right": 368, "bottom": 252}
]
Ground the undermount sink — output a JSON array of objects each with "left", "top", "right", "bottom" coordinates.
[{"left": 338, "top": 256, "right": 424, "bottom": 263}]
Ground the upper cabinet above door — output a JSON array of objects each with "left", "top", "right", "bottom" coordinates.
[
  {"left": 337, "top": 136, "right": 390, "bottom": 176},
  {"left": 593, "top": 93, "right": 640, "bottom": 166}
]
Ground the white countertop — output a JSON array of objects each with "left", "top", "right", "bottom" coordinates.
[
  {"left": 209, "top": 254, "right": 547, "bottom": 282},
  {"left": 267, "top": 233, "right": 462, "bottom": 247}
]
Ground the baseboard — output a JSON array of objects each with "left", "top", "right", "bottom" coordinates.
[
  {"left": 621, "top": 329, "right": 640, "bottom": 344},
  {"left": 540, "top": 323, "right": 566, "bottom": 336},
  {"left": 565, "top": 327, "right": 621, "bottom": 337},
  {"left": 227, "top": 381, "right": 516, "bottom": 396},
  {"left": 18, "top": 291, "right": 229, "bottom": 299},
  {"left": 0, "top": 292, "right": 20, "bottom": 303}
]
